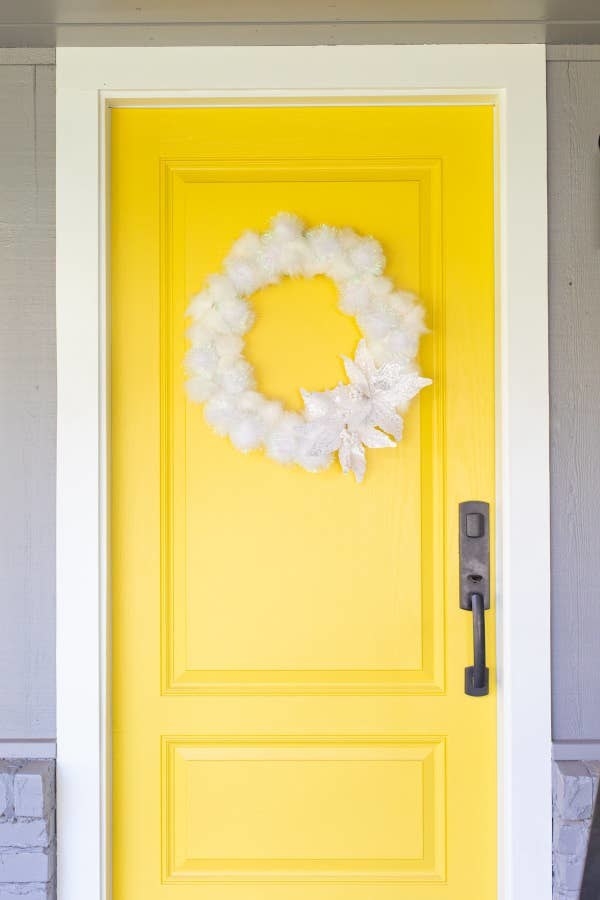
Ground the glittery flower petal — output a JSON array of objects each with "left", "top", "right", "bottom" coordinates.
[
  {"left": 338, "top": 431, "right": 366, "bottom": 483},
  {"left": 358, "top": 425, "right": 396, "bottom": 450}
]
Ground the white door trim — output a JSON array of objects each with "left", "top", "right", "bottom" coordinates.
[{"left": 56, "top": 44, "right": 550, "bottom": 900}]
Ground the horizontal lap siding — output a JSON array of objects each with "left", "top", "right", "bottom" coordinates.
[
  {"left": 548, "top": 54, "right": 600, "bottom": 741},
  {"left": 0, "top": 54, "right": 55, "bottom": 739}
]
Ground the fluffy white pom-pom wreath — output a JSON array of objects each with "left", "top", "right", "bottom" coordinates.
[{"left": 185, "top": 213, "right": 431, "bottom": 483}]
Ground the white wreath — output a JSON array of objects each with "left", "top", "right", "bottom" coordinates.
[{"left": 185, "top": 213, "right": 431, "bottom": 483}]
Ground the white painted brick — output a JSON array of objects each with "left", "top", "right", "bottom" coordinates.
[
  {"left": 554, "top": 850, "right": 586, "bottom": 892},
  {"left": 0, "top": 817, "right": 53, "bottom": 849},
  {"left": 0, "top": 778, "right": 10, "bottom": 819},
  {"left": 0, "top": 765, "right": 21, "bottom": 821},
  {"left": 0, "top": 760, "right": 55, "bottom": 898},
  {"left": 0, "top": 848, "right": 54, "bottom": 884},
  {"left": 553, "top": 818, "right": 591, "bottom": 855},
  {"left": 0, "top": 880, "right": 55, "bottom": 900},
  {"left": 554, "top": 760, "right": 595, "bottom": 820},
  {"left": 13, "top": 764, "right": 53, "bottom": 820},
  {"left": 552, "top": 890, "right": 580, "bottom": 900},
  {"left": 585, "top": 759, "right": 600, "bottom": 805}
]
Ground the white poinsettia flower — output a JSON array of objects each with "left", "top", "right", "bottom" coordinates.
[
  {"left": 337, "top": 418, "right": 397, "bottom": 483},
  {"left": 301, "top": 383, "right": 396, "bottom": 483},
  {"left": 300, "top": 340, "right": 431, "bottom": 482},
  {"left": 343, "top": 340, "right": 431, "bottom": 435}
]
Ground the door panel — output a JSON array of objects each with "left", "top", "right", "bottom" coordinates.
[
  {"left": 163, "top": 737, "right": 445, "bottom": 882},
  {"left": 111, "top": 105, "right": 495, "bottom": 899}
]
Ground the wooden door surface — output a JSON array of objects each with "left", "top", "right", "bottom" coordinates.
[{"left": 111, "top": 104, "right": 496, "bottom": 899}]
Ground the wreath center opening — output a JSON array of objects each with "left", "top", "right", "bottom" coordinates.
[{"left": 243, "top": 274, "right": 360, "bottom": 411}]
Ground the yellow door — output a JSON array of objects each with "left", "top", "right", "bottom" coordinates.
[{"left": 111, "top": 105, "right": 495, "bottom": 899}]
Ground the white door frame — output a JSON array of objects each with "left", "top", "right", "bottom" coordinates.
[{"left": 56, "top": 44, "right": 551, "bottom": 900}]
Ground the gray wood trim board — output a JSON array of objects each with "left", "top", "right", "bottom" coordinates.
[
  {"left": 547, "top": 45, "right": 600, "bottom": 61},
  {"left": 0, "top": 740, "right": 56, "bottom": 759},
  {"left": 0, "top": 48, "right": 55, "bottom": 65}
]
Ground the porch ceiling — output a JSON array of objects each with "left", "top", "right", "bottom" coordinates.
[{"left": 2, "top": 0, "right": 600, "bottom": 47}]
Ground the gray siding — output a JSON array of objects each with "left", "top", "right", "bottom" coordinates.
[
  {"left": 0, "top": 46, "right": 599, "bottom": 744},
  {"left": 0, "top": 50, "right": 55, "bottom": 738},
  {"left": 548, "top": 54, "right": 600, "bottom": 742}
]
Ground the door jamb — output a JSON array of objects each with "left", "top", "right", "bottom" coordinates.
[{"left": 56, "top": 44, "right": 551, "bottom": 900}]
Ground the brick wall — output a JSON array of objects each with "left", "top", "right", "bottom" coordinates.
[
  {"left": 553, "top": 760, "right": 600, "bottom": 898},
  {"left": 0, "top": 761, "right": 55, "bottom": 899}
]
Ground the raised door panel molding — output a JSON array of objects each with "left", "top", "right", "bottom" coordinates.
[
  {"left": 162, "top": 735, "right": 446, "bottom": 883},
  {"left": 159, "top": 159, "right": 445, "bottom": 695}
]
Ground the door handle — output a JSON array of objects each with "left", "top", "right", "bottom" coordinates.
[
  {"left": 459, "top": 501, "right": 490, "bottom": 697},
  {"left": 464, "top": 592, "right": 489, "bottom": 696}
]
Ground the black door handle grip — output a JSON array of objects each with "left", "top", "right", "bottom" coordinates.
[{"left": 465, "top": 592, "right": 489, "bottom": 696}]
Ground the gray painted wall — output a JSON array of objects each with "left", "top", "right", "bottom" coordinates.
[
  {"left": 0, "top": 46, "right": 599, "bottom": 745},
  {"left": 0, "top": 49, "right": 55, "bottom": 740},
  {"left": 548, "top": 50, "right": 600, "bottom": 743}
]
